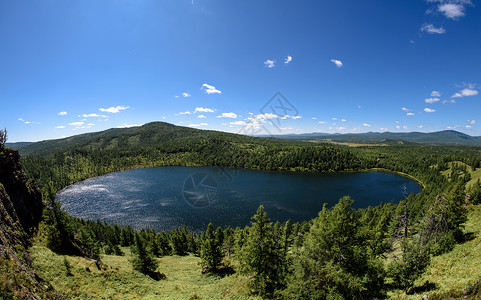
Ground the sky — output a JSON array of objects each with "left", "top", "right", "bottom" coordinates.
[{"left": 1, "top": 0, "right": 480, "bottom": 142}]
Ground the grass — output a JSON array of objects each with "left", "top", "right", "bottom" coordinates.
[
  {"left": 440, "top": 161, "right": 481, "bottom": 189},
  {"left": 388, "top": 204, "right": 481, "bottom": 299},
  {"left": 30, "top": 246, "right": 259, "bottom": 299}
]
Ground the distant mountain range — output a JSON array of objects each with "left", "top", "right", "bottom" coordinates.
[
  {"left": 265, "top": 130, "right": 481, "bottom": 146},
  {"left": 5, "top": 123, "right": 481, "bottom": 156}
]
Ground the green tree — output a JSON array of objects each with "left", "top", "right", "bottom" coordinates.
[
  {"left": 131, "top": 233, "right": 159, "bottom": 275},
  {"left": 200, "top": 223, "right": 223, "bottom": 272},
  {"left": 0, "top": 128, "right": 6, "bottom": 148},
  {"left": 285, "top": 196, "right": 385, "bottom": 299},
  {"left": 238, "top": 205, "right": 287, "bottom": 298}
]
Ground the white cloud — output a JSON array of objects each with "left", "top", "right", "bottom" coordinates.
[
  {"left": 466, "top": 125, "right": 472, "bottom": 128},
  {"left": 403, "top": 125, "right": 408, "bottom": 130},
  {"left": 431, "top": 91, "right": 441, "bottom": 97},
  {"left": 331, "top": 117, "right": 338, "bottom": 121},
  {"left": 58, "top": 111, "right": 67, "bottom": 116},
  {"left": 201, "top": 83, "right": 221, "bottom": 94},
  {"left": 312, "top": 117, "right": 317, "bottom": 120},
  {"left": 402, "top": 107, "right": 409, "bottom": 112},
  {"left": 438, "top": 3, "right": 466, "bottom": 19},
  {"left": 421, "top": 24, "right": 446, "bottom": 34},
  {"left": 285, "top": 56, "right": 293, "bottom": 64},
  {"left": 424, "top": 108, "right": 436, "bottom": 113},
  {"left": 69, "top": 121, "right": 85, "bottom": 126},
  {"left": 258, "top": 113, "right": 279, "bottom": 119},
  {"left": 187, "top": 123, "right": 207, "bottom": 127},
  {"left": 451, "top": 88, "right": 478, "bottom": 98},
  {"left": 99, "top": 106, "right": 130, "bottom": 113},
  {"left": 230, "top": 121, "right": 247, "bottom": 126},
  {"left": 425, "top": 97, "right": 440, "bottom": 104},
  {"left": 407, "top": 112, "right": 415, "bottom": 116},
  {"left": 443, "top": 99, "right": 456, "bottom": 104},
  {"left": 182, "top": 92, "right": 191, "bottom": 98},
  {"left": 291, "top": 116, "right": 302, "bottom": 120},
  {"left": 197, "top": 114, "right": 206, "bottom": 118},
  {"left": 418, "top": 125, "right": 424, "bottom": 129},
  {"left": 380, "top": 127, "right": 388, "bottom": 132},
  {"left": 218, "top": 112, "right": 238, "bottom": 118},
  {"left": 55, "top": 125, "right": 66, "bottom": 129},
  {"left": 468, "top": 119, "right": 476, "bottom": 125},
  {"left": 341, "top": 119, "right": 347, "bottom": 122},
  {"left": 363, "top": 123, "right": 371, "bottom": 127},
  {"left": 178, "top": 111, "right": 191, "bottom": 115},
  {"left": 264, "top": 59, "right": 275, "bottom": 68},
  {"left": 396, "top": 125, "right": 401, "bottom": 129},
  {"left": 330, "top": 59, "right": 343, "bottom": 68},
  {"left": 117, "top": 124, "right": 143, "bottom": 128},
  {"left": 194, "top": 107, "right": 215, "bottom": 113},
  {"left": 318, "top": 121, "right": 327, "bottom": 124},
  {"left": 82, "top": 113, "right": 100, "bottom": 118}
]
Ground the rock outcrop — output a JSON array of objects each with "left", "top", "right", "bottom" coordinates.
[{"left": 0, "top": 147, "right": 63, "bottom": 299}]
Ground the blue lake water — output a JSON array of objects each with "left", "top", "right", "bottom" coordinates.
[{"left": 57, "top": 167, "right": 421, "bottom": 232}]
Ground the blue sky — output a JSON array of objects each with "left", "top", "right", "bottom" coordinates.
[{"left": 1, "top": 0, "right": 480, "bottom": 142}]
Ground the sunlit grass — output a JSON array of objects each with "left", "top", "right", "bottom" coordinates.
[
  {"left": 31, "top": 245, "right": 258, "bottom": 299},
  {"left": 388, "top": 204, "right": 481, "bottom": 299}
]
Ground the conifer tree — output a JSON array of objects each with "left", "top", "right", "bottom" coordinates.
[
  {"left": 200, "top": 223, "right": 223, "bottom": 272},
  {"left": 131, "top": 233, "right": 159, "bottom": 275}
]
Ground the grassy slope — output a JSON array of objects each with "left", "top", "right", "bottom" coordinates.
[
  {"left": 439, "top": 161, "right": 481, "bottom": 188},
  {"left": 30, "top": 246, "right": 259, "bottom": 299},
  {"left": 389, "top": 204, "right": 481, "bottom": 299}
]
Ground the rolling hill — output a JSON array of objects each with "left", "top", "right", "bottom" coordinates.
[{"left": 268, "top": 130, "right": 481, "bottom": 146}]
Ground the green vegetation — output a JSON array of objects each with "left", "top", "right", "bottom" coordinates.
[{"left": 3, "top": 122, "right": 481, "bottom": 298}]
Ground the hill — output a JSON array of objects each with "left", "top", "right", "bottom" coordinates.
[
  {"left": 18, "top": 122, "right": 278, "bottom": 156},
  {"left": 268, "top": 130, "right": 481, "bottom": 146}
]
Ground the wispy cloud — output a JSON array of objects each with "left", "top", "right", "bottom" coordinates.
[
  {"left": 218, "top": 112, "right": 238, "bottom": 118},
  {"left": 424, "top": 108, "right": 436, "bottom": 113},
  {"left": 363, "top": 123, "right": 371, "bottom": 127},
  {"left": 468, "top": 119, "right": 476, "bottom": 125},
  {"left": 176, "top": 111, "right": 191, "bottom": 115},
  {"left": 117, "top": 124, "right": 143, "bottom": 128},
  {"left": 425, "top": 97, "right": 440, "bottom": 104},
  {"left": 330, "top": 59, "right": 343, "bottom": 68},
  {"left": 55, "top": 125, "right": 65, "bottom": 129},
  {"left": 58, "top": 111, "right": 67, "bottom": 116},
  {"left": 421, "top": 23, "right": 446, "bottom": 34},
  {"left": 182, "top": 92, "right": 191, "bottom": 98},
  {"left": 69, "top": 121, "right": 85, "bottom": 127},
  {"left": 451, "top": 88, "right": 478, "bottom": 98},
  {"left": 187, "top": 123, "right": 208, "bottom": 127},
  {"left": 285, "top": 56, "right": 293, "bottom": 64},
  {"left": 230, "top": 121, "right": 247, "bottom": 126},
  {"left": 264, "top": 59, "right": 275, "bottom": 68},
  {"left": 194, "top": 107, "right": 215, "bottom": 113},
  {"left": 99, "top": 106, "right": 130, "bottom": 113},
  {"left": 201, "top": 83, "right": 221, "bottom": 94},
  {"left": 18, "top": 118, "right": 31, "bottom": 124},
  {"left": 197, "top": 115, "right": 206, "bottom": 118},
  {"left": 81, "top": 113, "right": 100, "bottom": 118},
  {"left": 407, "top": 112, "right": 415, "bottom": 116},
  {"left": 431, "top": 90, "right": 441, "bottom": 97},
  {"left": 402, "top": 107, "right": 410, "bottom": 112}
]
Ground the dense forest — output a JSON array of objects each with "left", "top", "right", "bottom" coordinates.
[{"left": 5, "top": 124, "right": 481, "bottom": 298}]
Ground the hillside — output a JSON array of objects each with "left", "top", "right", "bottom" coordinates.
[
  {"left": 269, "top": 130, "right": 481, "bottom": 146},
  {"left": 0, "top": 147, "right": 62, "bottom": 299},
  {"left": 18, "top": 122, "right": 278, "bottom": 156}
]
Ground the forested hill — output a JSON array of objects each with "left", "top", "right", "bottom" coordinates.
[
  {"left": 269, "top": 130, "right": 481, "bottom": 146},
  {"left": 19, "top": 122, "right": 274, "bottom": 156}
]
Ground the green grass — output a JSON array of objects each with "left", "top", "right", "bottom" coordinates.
[
  {"left": 388, "top": 204, "right": 481, "bottom": 299},
  {"left": 439, "top": 161, "right": 481, "bottom": 189},
  {"left": 30, "top": 246, "right": 259, "bottom": 299}
]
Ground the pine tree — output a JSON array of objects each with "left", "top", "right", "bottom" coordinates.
[
  {"left": 200, "top": 223, "right": 223, "bottom": 272},
  {"left": 238, "top": 205, "right": 287, "bottom": 298},
  {"left": 131, "top": 233, "right": 159, "bottom": 275}
]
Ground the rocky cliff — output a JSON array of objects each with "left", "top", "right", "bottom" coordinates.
[{"left": 0, "top": 147, "right": 62, "bottom": 299}]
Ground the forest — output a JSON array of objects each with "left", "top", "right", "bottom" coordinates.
[{"left": 7, "top": 124, "right": 481, "bottom": 298}]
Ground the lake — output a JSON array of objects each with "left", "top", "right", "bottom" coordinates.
[{"left": 57, "top": 166, "right": 421, "bottom": 232}]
